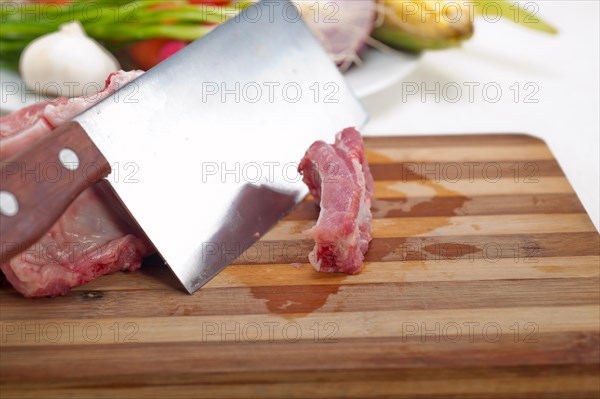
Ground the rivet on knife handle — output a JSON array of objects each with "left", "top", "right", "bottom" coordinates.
[{"left": 0, "top": 121, "right": 111, "bottom": 263}]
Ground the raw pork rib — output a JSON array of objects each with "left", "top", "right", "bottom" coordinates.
[
  {"left": 0, "top": 70, "right": 153, "bottom": 297},
  {"left": 298, "top": 127, "right": 374, "bottom": 274}
]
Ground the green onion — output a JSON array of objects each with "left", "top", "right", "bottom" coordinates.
[
  {"left": 474, "top": 0, "right": 558, "bottom": 35},
  {"left": 0, "top": 0, "right": 251, "bottom": 69}
]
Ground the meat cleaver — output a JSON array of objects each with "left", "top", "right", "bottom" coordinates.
[{"left": 0, "top": 0, "right": 368, "bottom": 293}]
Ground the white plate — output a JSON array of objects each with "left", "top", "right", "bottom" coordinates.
[
  {"left": 0, "top": 48, "right": 419, "bottom": 115},
  {"left": 345, "top": 47, "right": 420, "bottom": 99}
]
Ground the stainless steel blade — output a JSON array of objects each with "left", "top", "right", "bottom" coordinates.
[{"left": 74, "top": 0, "right": 368, "bottom": 293}]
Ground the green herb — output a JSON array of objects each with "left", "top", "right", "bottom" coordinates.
[
  {"left": 474, "top": 0, "right": 558, "bottom": 34},
  {"left": 0, "top": 0, "right": 253, "bottom": 68}
]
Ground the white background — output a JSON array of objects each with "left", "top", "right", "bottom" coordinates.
[{"left": 361, "top": 0, "right": 599, "bottom": 231}]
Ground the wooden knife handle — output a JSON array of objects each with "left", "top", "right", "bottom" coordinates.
[{"left": 0, "top": 121, "right": 111, "bottom": 263}]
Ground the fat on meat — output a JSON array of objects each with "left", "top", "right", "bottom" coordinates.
[
  {"left": 0, "top": 70, "right": 153, "bottom": 297},
  {"left": 298, "top": 127, "right": 374, "bottom": 274}
]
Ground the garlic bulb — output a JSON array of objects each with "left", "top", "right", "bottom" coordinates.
[{"left": 20, "top": 22, "right": 120, "bottom": 98}]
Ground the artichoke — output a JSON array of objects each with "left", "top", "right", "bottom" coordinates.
[{"left": 373, "top": 0, "right": 474, "bottom": 52}]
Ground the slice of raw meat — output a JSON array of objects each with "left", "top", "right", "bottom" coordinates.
[
  {"left": 0, "top": 70, "right": 152, "bottom": 297},
  {"left": 298, "top": 127, "right": 374, "bottom": 274}
]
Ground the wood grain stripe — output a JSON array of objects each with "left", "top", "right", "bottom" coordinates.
[
  {"left": 1, "top": 305, "right": 599, "bottom": 347},
  {"left": 265, "top": 213, "right": 596, "bottom": 241},
  {"left": 1, "top": 313, "right": 597, "bottom": 357},
  {"left": 3, "top": 368, "right": 599, "bottom": 399},
  {"left": 221, "top": 232, "right": 599, "bottom": 265},
  {"left": 1, "top": 278, "right": 598, "bottom": 320},
  {"left": 286, "top": 194, "right": 587, "bottom": 220},
  {"left": 363, "top": 233, "right": 600, "bottom": 263},
  {"left": 53, "top": 256, "right": 599, "bottom": 292},
  {"left": 365, "top": 144, "right": 554, "bottom": 162},
  {"left": 374, "top": 177, "right": 573, "bottom": 198},
  {"left": 364, "top": 134, "right": 544, "bottom": 148},
  {"left": 368, "top": 160, "right": 563, "bottom": 181},
  {"left": 1, "top": 366, "right": 599, "bottom": 399}
]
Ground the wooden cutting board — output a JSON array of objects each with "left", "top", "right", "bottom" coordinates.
[{"left": 1, "top": 134, "right": 599, "bottom": 399}]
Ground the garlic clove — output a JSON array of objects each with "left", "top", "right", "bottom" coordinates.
[{"left": 20, "top": 21, "right": 121, "bottom": 98}]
